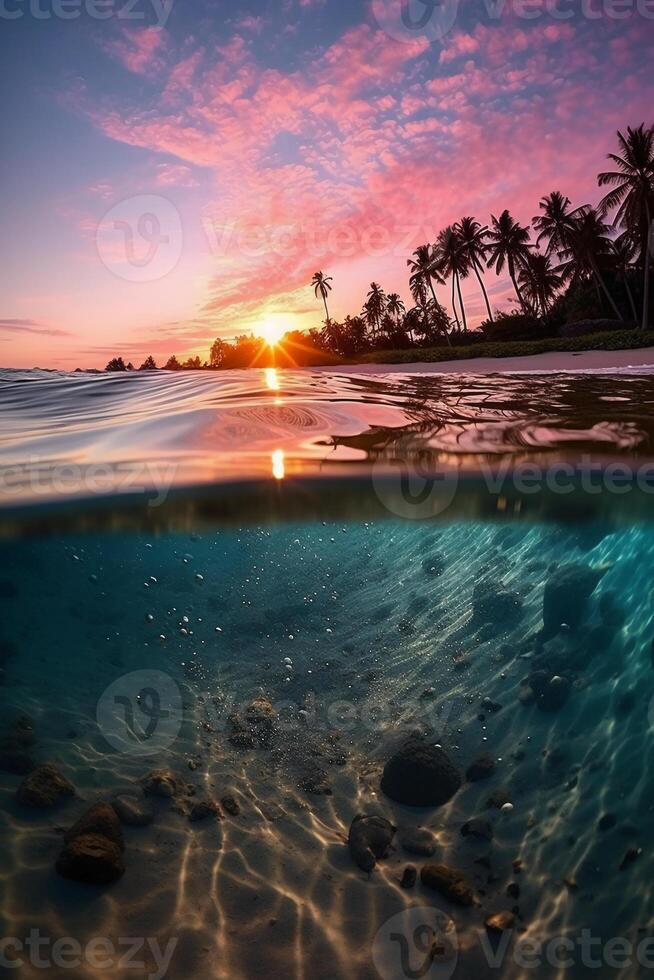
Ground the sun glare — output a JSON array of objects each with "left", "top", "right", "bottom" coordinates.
[{"left": 257, "top": 315, "right": 287, "bottom": 347}]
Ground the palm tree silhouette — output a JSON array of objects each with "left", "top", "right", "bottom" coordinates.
[
  {"left": 455, "top": 216, "right": 494, "bottom": 322},
  {"left": 311, "top": 271, "right": 334, "bottom": 326},
  {"left": 407, "top": 244, "right": 450, "bottom": 344},
  {"left": 486, "top": 210, "right": 533, "bottom": 312},
  {"left": 612, "top": 230, "right": 639, "bottom": 322},
  {"left": 364, "top": 282, "right": 387, "bottom": 339},
  {"left": 437, "top": 225, "right": 470, "bottom": 332},
  {"left": 533, "top": 191, "right": 585, "bottom": 258},
  {"left": 518, "top": 253, "right": 562, "bottom": 316},
  {"left": 557, "top": 208, "right": 623, "bottom": 320},
  {"left": 598, "top": 124, "right": 654, "bottom": 329},
  {"left": 386, "top": 293, "right": 406, "bottom": 323}
]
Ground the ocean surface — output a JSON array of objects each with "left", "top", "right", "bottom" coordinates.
[{"left": 1, "top": 367, "right": 654, "bottom": 979}]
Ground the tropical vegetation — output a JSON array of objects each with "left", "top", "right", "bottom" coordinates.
[{"left": 105, "top": 123, "right": 653, "bottom": 372}]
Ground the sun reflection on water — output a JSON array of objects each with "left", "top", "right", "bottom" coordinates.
[{"left": 272, "top": 449, "right": 285, "bottom": 480}]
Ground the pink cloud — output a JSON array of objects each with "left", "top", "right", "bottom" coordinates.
[
  {"left": 104, "top": 27, "right": 166, "bottom": 75},
  {"left": 66, "top": 17, "right": 654, "bottom": 341}
]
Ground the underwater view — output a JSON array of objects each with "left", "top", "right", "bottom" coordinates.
[{"left": 1, "top": 367, "right": 654, "bottom": 979}]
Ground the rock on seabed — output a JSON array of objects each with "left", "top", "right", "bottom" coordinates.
[{"left": 381, "top": 738, "right": 462, "bottom": 807}]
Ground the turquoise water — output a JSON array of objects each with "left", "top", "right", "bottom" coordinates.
[{"left": 1, "top": 369, "right": 654, "bottom": 979}]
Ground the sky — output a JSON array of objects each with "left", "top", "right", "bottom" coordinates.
[{"left": 1, "top": 0, "right": 653, "bottom": 368}]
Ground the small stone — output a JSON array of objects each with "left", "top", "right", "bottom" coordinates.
[
  {"left": 381, "top": 737, "right": 462, "bottom": 808},
  {"left": 348, "top": 815, "right": 396, "bottom": 872},
  {"left": 466, "top": 753, "right": 495, "bottom": 782},
  {"left": 141, "top": 769, "right": 180, "bottom": 799},
  {"left": 420, "top": 864, "right": 475, "bottom": 906},
  {"left": 221, "top": 795, "right": 240, "bottom": 816},
  {"left": 485, "top": 911, "right": 515, "bottom": 934},
  {"left": 400, "top": 866, "right": 417, "bottom": 889},
  {"left": 56, "top": 833, "right": 125, "bottom": 885},
  {"left": 461, "top": 818, "right": 493, "bottom": 841},
  {"left": 64, "top": 803, "right": 124, "bottom": 851},
  {"left": 16, "top": 764, "right": 75, "bottom": 808},
  {"left": 188, "top": 799, "right": 219, "bottom": 822}
]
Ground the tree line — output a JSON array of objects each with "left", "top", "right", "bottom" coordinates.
[{"left": 106, "top": 123, "right": 653, "bottom": 371}]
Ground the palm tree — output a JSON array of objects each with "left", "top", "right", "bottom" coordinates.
[
  {"left": 364, "top": 282, "right": 387, "bottom": 339},
  {"left": 386, "top": 293, "right": 406, "bottom": 323},
  {"left": 612, "top": 230, "right": 639, "bottom": 323},
  {"left": 455, "top": 216, "right": 493, "bottom": 322},
  {"left": 311, "top": 271, "right": 333, "bottom": 326},
  {"left": 486, "top": 210, "right": 533, "bottom": 312},
  {"left": 598, "top": 124, "right": 654, "bottom": 329},
  {"left": 557, "top": 208, "right": 623, "bottom": 321},
  {"left": 407, "top": 245, "right": 445, "bottom": 301},
  {"left": 532, "top": 191, "right": 584, "bottom": 258},
  {"left": 517, "top": 253, "right": 562, "bottom": 316},
  {"left": 407, "top": 244, "right": 451, "bottom": 345},
  {"left": 437, "top": 225, "right": 470, "bottom": 332}
]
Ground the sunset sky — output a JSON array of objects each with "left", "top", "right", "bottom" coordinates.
[{"left": 1, "top": 0, "right": 653, "bottom": 368}]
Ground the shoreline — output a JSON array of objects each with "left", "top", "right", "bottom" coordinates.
[{"left": 316, "top": 346, "right": 654, "bottom": 375}]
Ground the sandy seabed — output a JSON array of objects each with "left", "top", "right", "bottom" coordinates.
[{"left": 1, "top": 519, "right": 653, "bottom": 979}]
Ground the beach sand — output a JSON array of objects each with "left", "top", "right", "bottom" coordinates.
[{"left": 317, "top": 347, "right": 654, "bottom": 375}]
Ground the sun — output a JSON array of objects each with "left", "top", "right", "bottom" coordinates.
[{"left": 257, "top": 315, "right": 287, "bottom": 347}]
